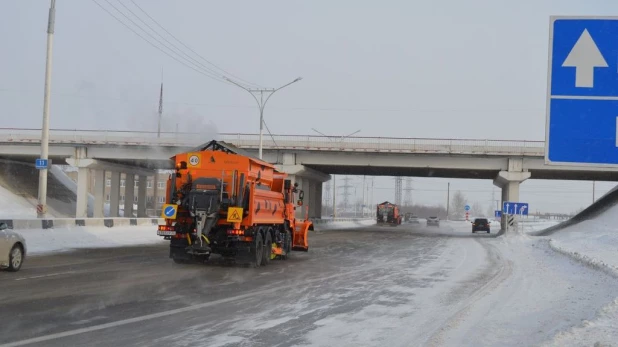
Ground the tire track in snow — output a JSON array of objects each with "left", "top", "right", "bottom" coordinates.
[{"left": 424, "top": 238, "right": 514, "bottom": 346}]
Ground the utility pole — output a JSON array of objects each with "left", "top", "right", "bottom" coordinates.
[
  {"left": 324, "top": 180, "right": 332, "bottom": 215},
  {"left": 157, "top": 83, "right": 163, "bottom": 138},
  {"left": 592, "top": 181, "right": 596, "bottom": 203},
  {"left": 332, "top": 175, "right": 337, "bottom": 218},
  {"left": 225, "top": 77, "right": 302, "bottom": 159},
  {"left": 37, "top": 0, "right": 56, "bottom": 219},
  {"left": 362, "top": 175, "right": 366, "bottom": 217},
  {"left": 369, "top": 177, "right": 375, "bottom": 215},
  {"left": 403, "top": 178, "right": 413, "bottom": 207},
  {"left": 446, "top": 182, "right": 450, "bottom": 220},
  {"left": 340, "top": 176, "right": 353, "bottom": 212},
  {"left": 394, "top": 177, "right": 403, "bottom": 205}
]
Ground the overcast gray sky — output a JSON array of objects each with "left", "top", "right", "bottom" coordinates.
[{"left": 2, "top": 0, "right": 617, "bottom": 214}]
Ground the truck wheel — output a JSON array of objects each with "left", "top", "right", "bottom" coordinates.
[
  {"left": 262, "top": 231, "right": 273, "bottom": 266},
  {"left": 251, "top": 232, "right": 264, "bottom": 268},
  {"left": 282, "top": 230, "right": 292, "bottom": 260}
]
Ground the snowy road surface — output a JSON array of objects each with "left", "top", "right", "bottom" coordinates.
[{"left": 1, "top": 222, "right": 617, "bottom": 346}]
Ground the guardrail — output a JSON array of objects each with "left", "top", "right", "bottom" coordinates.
[
  {"left": 0, "top": 217, "right": 163, "bottom": 230},
  {"left": 0, "top": 128, "right": 546, "bottom": 156}
]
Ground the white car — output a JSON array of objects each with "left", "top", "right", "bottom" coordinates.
[{"left": 0, "top": 223, "right": 26, "bottom": 272}]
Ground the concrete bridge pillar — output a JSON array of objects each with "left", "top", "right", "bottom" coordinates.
[
  {"left": 124, "top": 174, "right": 135, "bottom": 217},
  {"left": 93, "top": 169, "right": 105, "bottom": 218},
  {"left": 153, "top": 172, "right": 160, "bottom": 217},
  {"left": 137, "top": 175, "right": 148, "bottom": 217},
  {"left": 75, "top": 168, "right": 89, "bottom": 218},
  {"left": 274, "top": 160, "right": 330, "bottom": 220},
  {"left": 66, "top": 151, "right": 156, "bottom": 218},
  {"left": 109, "top": 171, "right": 121, "bottom": 217},
  {"left": 297, "top": 176, "right": 310, "bottom": 219},
  {"left": 314, "top": 182, "right": 323, "bottom": 219},
  {"left": 493, "top": 159, "right": 531, "bottom": 230}
]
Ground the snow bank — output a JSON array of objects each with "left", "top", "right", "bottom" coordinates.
[
  {"left": 520, "top": 220, "right": 561, "bottom": 234},
  {"left": 547, "top": 202, "right": 618, "bottom": 274},
  {"left": 538, "top": 202, "right": 618, "bottom": 345},
  {"left": 18, "top": 225, "right": 164, "bottom": 256},
  {"left": 0, "top": 184, "right": 37, "bottom": 219},
  {"left": 313, "top": 219, "right": 375, "bottom": 231}
]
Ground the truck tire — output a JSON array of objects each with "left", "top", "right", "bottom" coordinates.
[
  {"left": 262, "top": 230, "right": 273, "bottom": 266},
  {"left": 282, "top": 230, "right": 292, "bottom": 260},
  {"left": 251, "top": 232, "right": 264, "bottom": 268}
]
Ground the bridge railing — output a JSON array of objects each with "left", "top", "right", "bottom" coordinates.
[
  {"left": 0, "top": 128, "right": 545, "bottom": 156},
  {"left": 219, "top": 133, "right": 544, "bottom": 155}
]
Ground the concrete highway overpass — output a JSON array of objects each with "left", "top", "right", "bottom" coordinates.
[{"left": 1, "top": 128, "right": 616, "bottom": 219}]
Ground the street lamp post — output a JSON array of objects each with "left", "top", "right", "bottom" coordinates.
[
  {"left": 311, "top": 128, "right": 361, "bottom": 219},
  {"left": 37, "top": 0, "right": 56, "bottom": 218},
  {"left": 224, "top": 77, "right": 302, "bottom": 159}
]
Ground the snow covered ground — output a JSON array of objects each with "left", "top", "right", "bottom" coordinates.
[
  {"left": 16, "top": 220, "right": 373, "bottom": 256},
  {"left": 18, "top": 225, "right": 166, "bottom": 255},
  {"left": 0, "top": 184, "right": 38, "bottom": 219},
  {"left": 530, "top": 203, "right": 618, "bottom": 346}
]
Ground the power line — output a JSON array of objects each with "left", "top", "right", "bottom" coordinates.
[
  {"left": 403, "top": 178, "right": 413, "bottom": 206},
  {"left": 127, "top": 0, "right": 263, "bottom": 89},
  {"left": 114, "top": 0, "right": 257, "bottom": 89},
  {"left": 91, "top": 0, "right": 231, "bottom": 86},
  {"left": 339, "top": 176, "right": 353, "bottom": 211}
]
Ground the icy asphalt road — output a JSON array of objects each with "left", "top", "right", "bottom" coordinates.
[{"left": 1, "top": 222, "right": 618, "bottom": 347}]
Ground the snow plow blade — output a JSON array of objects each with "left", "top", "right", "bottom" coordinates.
[{"left": 292, "top": 220, "right": 312, "bottom": 252}]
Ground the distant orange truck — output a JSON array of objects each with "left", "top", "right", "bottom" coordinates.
[{"left": 376, "top": 201, "right": 402, "bottom": 226}]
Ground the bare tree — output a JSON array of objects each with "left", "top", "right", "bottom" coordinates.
[
  {"left": 486, "top": 204, "right": 495, "bottom": 219},
  {"left": 471, "top": 202, "right": 484, "bottom": 217},
  {"left": 450, "top": 191, "right": 467, "bottom": 219}
]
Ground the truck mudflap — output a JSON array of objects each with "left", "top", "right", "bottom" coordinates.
[{"left": 292, "top": 220, "right": 312, "bottom": 252}]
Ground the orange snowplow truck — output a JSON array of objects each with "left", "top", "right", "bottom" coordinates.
[
  {"left": 157, "top": 140, "right": 313, "bottom": 267},
  {"left": 376, "top": 201, "right": 402, "bottom": 226}
]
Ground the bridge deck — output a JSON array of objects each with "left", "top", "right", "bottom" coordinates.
[{"left": 0, "top": 128, "right": 545, "bottom": 157}]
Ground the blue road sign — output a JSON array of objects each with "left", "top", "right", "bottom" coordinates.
[
  {"left": 547, "top": 17, "right": 618, "bottom": 166},
  {"left": 495, "top": 210, "right": 502, "bottom": 218},
  {"left": 35, "top": 159, "right": 48, "bottom": 169},
  {"left": 163, "top": 205, "right": 176, "bottom": 218},
  {"left": 464, "top": 205, "right": 470, "bottom": 211},
  {"left": 502, "top": 201, "right": 529, "bottom": 215}
]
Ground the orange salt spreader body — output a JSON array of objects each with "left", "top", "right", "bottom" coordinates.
[{"left": 156, "top": 140, "right": 313, "bottom": 266}]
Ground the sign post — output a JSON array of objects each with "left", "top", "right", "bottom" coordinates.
[
  {"left": 502, "top": 201, "right": 529, "bottom": 233},
  {"left": 546, "top": 16, "right": 618, "bottom": 167}
]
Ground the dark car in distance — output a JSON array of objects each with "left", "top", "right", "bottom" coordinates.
[{"left": 472, "top": 218, "right": 490, "bottom": 233}]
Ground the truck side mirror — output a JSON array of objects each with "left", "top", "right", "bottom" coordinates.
[{"left": 299, "top": 191, "right": 304, "bottom": 200}]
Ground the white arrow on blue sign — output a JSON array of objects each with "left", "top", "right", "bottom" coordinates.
[
  {"left": 502, "top": 201, "right": 529, "bottom": 215},
  {"left": 163, "top": 205, "right": 176, "bottom": 217},
  {"left": 546, "top": 16, "right": 618, "bottom": 167},
  {"left": 464, "top": 204, "right": 470, "bottom": 211}
]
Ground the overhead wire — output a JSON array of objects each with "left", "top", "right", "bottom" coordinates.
[
  {"left": 113, "top": 0, "right": 256, "bottom": 89},
  {"left": 91, "top": 0, "right": 239, "bottom": 87},
  {"left": 261, "top": 119, "right": 279, "bottom": 148},
  {"left": 127, "top": 0, "right": 263, "bottom": 89}
]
